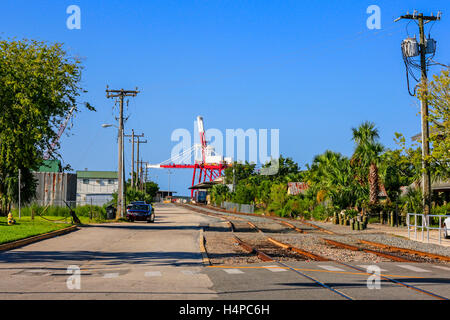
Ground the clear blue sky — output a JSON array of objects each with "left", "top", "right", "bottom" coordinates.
[{"left": 1, "top": 1, "right": 449, "bottom": 196}]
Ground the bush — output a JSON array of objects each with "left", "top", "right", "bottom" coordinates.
[
  {"left": 311, "top": 205, "right": 329, "bottom": 221},
  {"left": 74, "top": 205, "right": 106, "bottom": 219},
  {"left": 10, "top": 204, "right": 106, "bottom": 220}
]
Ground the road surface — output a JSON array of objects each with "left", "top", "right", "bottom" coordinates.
[{"left": 0, "top": 204, "right": 449, "bottom": 300}]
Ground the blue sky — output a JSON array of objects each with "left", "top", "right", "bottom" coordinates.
[{"left": 1, "top": 1, "right": 449, "bottom": 196}]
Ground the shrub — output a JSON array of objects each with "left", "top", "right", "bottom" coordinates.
[{"left": 311, "top": 205, "right": 329, "bottom": 221}]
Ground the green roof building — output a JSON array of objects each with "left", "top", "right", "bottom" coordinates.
[
  {"left": 76, "top": 171, "right": 119, "bottom": 206},
  {"left": 76, "top": 171, "right": 118, "bottom": 179},
  {"left": 39, "top": 160, "right": 62, "bottom": 173}
]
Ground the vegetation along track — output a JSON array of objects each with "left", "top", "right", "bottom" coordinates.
[
  {"left": 184, "top": 203, "right": 449, "bottom": 300},
  {"left": 197, "top": 203, "right": 450, "bottom": 264}
]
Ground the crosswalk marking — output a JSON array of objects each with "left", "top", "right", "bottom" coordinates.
[
  {"left": 318, "top": 265, "right": 346, "bottom": 272},
  {"left": 264, "top": 265, "right": 287, "bottom": 272},
  {"left": 103, "top": 273, "right": 119, "bottom": 278},
  {"left": 223, "top": 269, "right": 244, "bottom": 274},
  {"left": 357, "top": 265, "right": 388, "bottom": 272},
  {"left": 397, "top": 265, "right": 430, "bottom": 273},
  {"left": 145, "top": 271, "right": 162, "bottom": 277},
  {"left": 432, "top": 265, "right": 450, "bottom": 271},
  {"left": 182, "top": 270, "right": 199, "bottom": 275}
]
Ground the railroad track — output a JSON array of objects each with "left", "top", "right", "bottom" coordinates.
[
  {"left": 195, "top": 203, "right": 450, "bottom": 264},
  {"left": 184, "top": 203, "right": 449, "bottom": 300},
  {"left": 185, "top": 205, "right": 353, "bottom": 299}
]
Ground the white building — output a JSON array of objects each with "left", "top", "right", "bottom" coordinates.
[{"left": 76, "top": 171, "right": 118, "bottom": 206}]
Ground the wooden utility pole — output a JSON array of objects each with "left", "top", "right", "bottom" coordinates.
[
  {"left": 125, "top": 130, "right": 144, "bottom": 189},
  {"left": 140, "top": 161, "right": 148, "bottom": 192},
  {"left": 135, "top": 137, "right": 147, "bottom": 190},
  {"left": 395, "top": 12, "right": 441, "bottom": 215},
  {"left": 106, "top": 87, "right": 139, "bottom": 219}
]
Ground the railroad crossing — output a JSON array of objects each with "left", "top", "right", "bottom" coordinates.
[{"left": 0, "top": 203, "right": 449, "bottom": 300}]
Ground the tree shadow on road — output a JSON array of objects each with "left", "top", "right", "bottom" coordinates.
[{"left": 0, "top": 250, "right": 204, "bottom": 267}]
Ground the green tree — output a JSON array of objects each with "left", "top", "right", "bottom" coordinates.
[
  {"left": 418, "top": 69, "right": 450, "bottom": 180},
  {"left": 224, "top": 161, "right": 256, "bottom": 184},
  {"left": 305, "top": 150, "right": 366, "bottom": 210},
  {"left": 267, "top": 183, "right": 288, "bottom": 213},
  {"left": 144, "top": 181, "right": 159, "bottom": 199},
  {"left": 210, "top": 184, "right": 229, "bottom": 206},
  {"left": 0, "top": 39, "right": 94, "bottom": 215},
  {"left": 351, "top": 121, "right": 384, "bottom": 204}
]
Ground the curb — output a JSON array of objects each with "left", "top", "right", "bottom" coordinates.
[
  {"left": 199, "top": 228, "right": 211, "bottom": 266},
  {"left": 0, "top": 225, "right": 78, "bottom": 252}
]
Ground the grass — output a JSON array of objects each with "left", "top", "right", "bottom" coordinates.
[{"left": 0, "top": 215, "right": 108, "bottom": 245}]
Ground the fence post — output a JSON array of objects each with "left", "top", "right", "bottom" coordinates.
[{"left": 407, "top": 213, "right": 410, "bottom": 239}]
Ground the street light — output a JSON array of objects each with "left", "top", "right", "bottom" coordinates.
[{"left": 101, "top": 123, "right": 124, "bottom": 218}]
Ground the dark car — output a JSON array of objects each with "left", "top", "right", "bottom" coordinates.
[{"left": 126, "top": 202, "right": 155, "bottom": 223}]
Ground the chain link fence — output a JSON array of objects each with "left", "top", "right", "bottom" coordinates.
[{"left": 221, "top": 201, "right": 255, "bottom": 214}]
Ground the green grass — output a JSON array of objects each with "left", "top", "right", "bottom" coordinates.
[
  {"left": 0, "top": 216, "right": 72, "bottom": 245},
  {"left": 0, "top": 215, "right": 107, "bottom": 245}
]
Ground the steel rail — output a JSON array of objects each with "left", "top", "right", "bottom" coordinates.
[{"left": 186, "top": 203, "right": 449, "bottom": 300}]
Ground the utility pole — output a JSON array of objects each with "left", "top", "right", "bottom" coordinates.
[
  {"left": 395, "top": 12, "right": 441, "bottom": 215},
  {"left": 168, "top": 169, "right": 172, "bottom": 198},
  {"left": 140, "top": 161, "right": 148, "bottom": 192},
  {"left": 125, "top": 130, "right": 144, "bottom": 189},
  {"left": 135, "top": 137, "right": 147, "bottom": 190},
  {"left": 144, "top": 165, "right": 149, "bottom": 194},
  {"left": 106, "top": 87, "right": 139, "bottom": 219},
  {"left": 140, "top": 159, "right": 144, "bottom": 191},
  {"left": 18, "top": 169, "right": 21, "bottom": 220}
]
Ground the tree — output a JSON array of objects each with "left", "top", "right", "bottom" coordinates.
[
  {"left": 378, "top": 149, "right": 418, "bottom": 202},
  {"left": 210, "top": 184, "right": 229, "bottom": 206},
  {"left": 305, "top": 150, "right": 366, "bottom": 210},
  {"left": 418, "top": 69, "right": 450, "bottom": 180},
  {"left": 144, "top": 181, "right": 159, "bottom": 199},
  {"left": 224, "top": 161, "right": 256, "bottom": 185},
  {"left": 0, "top": 38, "right": 94, "bottom": 215},
  {"left": 351, "top": 122, "right": 384, "bottom": 204}
]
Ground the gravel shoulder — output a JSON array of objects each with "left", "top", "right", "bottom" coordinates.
[{"left": 304, "top": 220, "right": 450, "bottom": 259}]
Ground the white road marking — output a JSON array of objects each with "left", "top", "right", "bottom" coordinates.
[
  {"left": 264, "top": 265, "right": 287, "bottom": 272},
  {"left": 397, "top": 265, "right": 430, "bottom": 273},
  {"left": 26, "top": 269, "right": 49, "bottom": 273},
  {"left": 357, "top": 265, "right": 388, "bottom": 272},
  {"left": 145, "top": 271, "right": 162, "bottom": 277},
  {"left": 432, "top": 265, "right": 450, "bottom": 271},
  {"left": 103, "top": 273, "right": 119, "bottom": 278},
  {"left": 182, "top": 270, "right": 199, "bottom": 275},
  {"left": 318, "top": 265, "right": 346, "bottom": 272},
  {"left": 223, "top": 269, "right": 244, "bottom": 274}
]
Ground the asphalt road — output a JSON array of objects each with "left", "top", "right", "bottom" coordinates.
[{"left": 0, "top": 203, "right": 449, "bottom": 300}]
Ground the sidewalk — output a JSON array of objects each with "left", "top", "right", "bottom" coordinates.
[{"left": 368, "top": 223, "right": 450, "bottom": 248}]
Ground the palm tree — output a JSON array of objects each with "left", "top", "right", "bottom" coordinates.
[
  {"left": 306, "top": 150, "right": 366, "bottom": 209},
  {"left": 351, "top": 122, "right": 384, "bottom": 204}
]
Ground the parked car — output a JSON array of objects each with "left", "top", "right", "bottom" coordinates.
[
  {"left": 443, "top": 217, "right": 450, "bottom": 239},
  {"left": 126, "top": 202, "right": 155, "bottom": 223}
]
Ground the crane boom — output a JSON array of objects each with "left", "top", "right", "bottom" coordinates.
[{"left": 43, "top": 106, "right": 76, "bottom": 160}]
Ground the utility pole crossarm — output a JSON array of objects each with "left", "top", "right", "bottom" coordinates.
[{"left": 395, "top": 14, "right": 441, "bottom": 22}]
